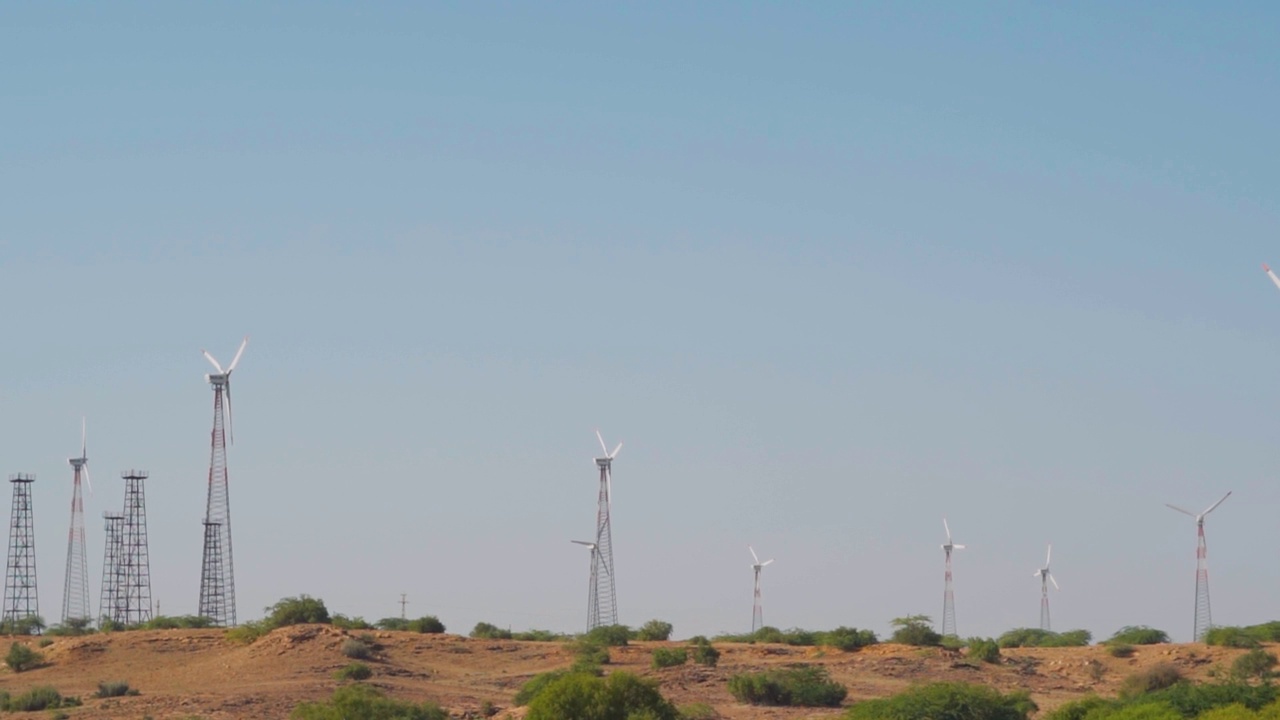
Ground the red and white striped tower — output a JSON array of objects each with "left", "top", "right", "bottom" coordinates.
[{"left": 940, "top": 518, "right": 964, "bottom": 638}]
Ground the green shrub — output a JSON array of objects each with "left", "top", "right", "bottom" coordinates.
[
  {"left": 408, "top": 616, "right": 445, "bottom": 634},
  {"left": 4, "top": 686, "right": 64, "bottom": 711},
  {"left": 1041, "top": 696, "right": 1117, "bottom": 720},
  {"left": 997, "top": 628, "right": 1092, "bottom": 648},
  {"left": 652, "top": 648, "right": 687, "bottom": 669},
  {"left": 515, "top": 670, "right": 571, "bottom": 706},
  {"left": 524, "top": 671, "right": 678, "bottom": 720},
  {"left": 1205, "top": 627, "right": 1264, "bottom": 649},
  {"left": 266, "top": 595, "right": 330, "bottom": 627},
  {"left": 5, "top": 642, "right": 43, "bottom": 672},
  {"left": 819, "top": 627, "right": 878, "bottom": 651},
  {"left": 45, "top": 617, "right": 94, "bottom": 637},
  {"left": 290, "top": 683, "right": 447, "bottom": 720},
  {"left": 845, "top": 681, "right": 1036, "bottom": 720},
  {"left": 1107, "top": 626, "right": 1170, "bottom": 646},
  {"left": 1109, "top": 643, "right": 1136, "bottom": 658},
  {"left": 513, "top": 629, "right": 568, "bottom": 642},
  {"left": 144, "top": 615, "right": 216, "bottom": 630},
  {"left": 966, "top": 637, "right": 1000, "bottom": 663},
  {"left": 0, "top": 616, "right": 45, "bottom": 636},
  {"left": 940, "top": 634, "right": 965, "bottom": 651},
  {"left": 1119, "top": 663, "right": 1183, "bottom": 699},
  {"left": 37, "top": 638, "right": 52, "bottom": 648},
  {"left": 1233, "top": 649, "right": 1278, "bottom": 680},
  {"left": 470, "top": 622, "right": 513, "bottom": 640},
  {"left": 335, "top": 662, "right": 373, "bottom": 681},
  {"left": 567, "top": 639, "right": 610, "bottom": 672},
  {"left": 727, "top": 666, "right": 847, "bottom": 707},
  {"left": 332, "top": 615, "right": 376, "bottom": 630},
  {"left": 225, "top": 620, "right": 268, "bottom": 644},
  {"left": 342, "top": 638, "right": 374, "bottom": 660},
  {"left": 678, "top": 703, "right": 717, "bottom": 719},
  {"left": 636, "top": 620, "right": 674, "bottom": 641},
  {"left": 889, "top": 615, "right": 941, "bottom": 647},
  {"left": 689, "top": 637, "right": 719, "bottom": 667},
  {"left": 94, "top": 681, "right": 137, "bottom": 698},
  {"left": 584, "top": 624, "right": 631, "bottom": 647}
]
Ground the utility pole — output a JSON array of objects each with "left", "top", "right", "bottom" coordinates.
[{"left": 399, "top": 593, "right": 408, "bottom": 620}]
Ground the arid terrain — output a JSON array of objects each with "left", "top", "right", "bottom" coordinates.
[{"left": 0, "top": 626, "right": 1265, "bottom": 719}]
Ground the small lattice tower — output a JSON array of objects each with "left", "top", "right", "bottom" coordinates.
[
  {"left": 1039, "top": 574, "right": 1052, "bottom": 631},
  {"left": 199, "top": 338, "right": 246, "bottom": 627},
  {"left": 588, "top": 431, "right": 622, "bottom": 629},
  {"left": 1194, "top": 520, "right": 1213, "bottom": 642},
  {"left": 3, "top": 474, "right": 39, "bottom": 632},
  {"left": 99, "top": 512, "right": 124, "bottom": 624},
  {"left": 61, "top": 427, "right": 91, "bottom": 625},
  {"left": 118, "top": 471, "right": 153, "bottom": 626},
  {"left": 199, "top": 521, "right": 226, "bottom": 625},
  {"left": 942, "top": 549, "right": 957, "bottom": 637}
]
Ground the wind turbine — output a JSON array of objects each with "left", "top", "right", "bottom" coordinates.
[
  {"left": 941, "top": 518, "right": 965, "bottom": 637},
  {"left": 1034, "top": 544, "right": 1058, "bottom": 631},
  {"left": 61, "top": 418, "right": 93, "bottom": 625},
  {"left": 588, "top": 430, "right": 622, "bottom": 629},
  {"left": 571, "top": 540, "right": 604, "bottom": 631},
  {"left": 749, "top": 545, "right": 774, "bottom": 633},
  {"left": 1263, "top": 263, "right": 1280, "bottom": 292},
  {"left": 198, "top": 336, "right": 247, "bottom": 627},
  {"left": 1166, "top": 491, "right": 1231, "bottom": 641}
]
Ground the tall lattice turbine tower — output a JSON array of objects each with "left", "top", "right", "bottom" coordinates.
[
  {"left": 61, "top": 420, "right": 93, "bottom": 625},
  {"left": 1166, "top": 491, "right": 1231, "bottom": 642},
  {"left": 1033, "top": 544, "right": 1058, "bottom": 631},
  {"left": 940, "top": 518, "right": 965, "bottom": 638},
  {"left": 199, "top": 336, "right": 247, "bottom": 626},
  {"left": 588, "top": 430, "right": 622, "bottom": 628},
  {"left": 2, "top": 474, "right": 39, "bottom": 632},
  {"left": 748, "top": 545, "right": 774, "bottom": 633},
  {"left": 570, "top": 540, "right": 602, "bottom": 630}
]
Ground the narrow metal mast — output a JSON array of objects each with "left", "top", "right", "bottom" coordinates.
[
  {"left": 749, "top": 546, "right": 773, "bottom": 633},
  {"left": 940, "top": 519, "right": 964, "bottom": 638},
  {"left": 61, "top": 420, "right": 92, "bottom": 625},
  {"left": 199, "top": 337, "right": 246, "bottom": 626},
  {"left": 99, "top": 512, "right": 124, "bottom": 624},
  {"left": 3, "top": 474, "right": 39, "bottom": 632},
  {"left": 570, "top": 540, "right": 601, "bottom": 630},
  {"left": 119, "top": 471, "right": 153, "bottom": 626},
  {"left": 590, "top": 430, "right": 622, "bottom": 628},
  {"left": 1167, "top": 492, "right": 1230, "bottom": 641}
]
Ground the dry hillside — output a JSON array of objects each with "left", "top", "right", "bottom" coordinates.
[{"left": 0, "top": 626, "right": 1265, "bottom": 719}]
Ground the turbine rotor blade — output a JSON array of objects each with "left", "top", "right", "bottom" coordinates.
[
  {"left": 762, "top": 559, "right": 774, "bottom": 566},
  {"left": 1046, "top": 544, "right": 1052, "bottom": 566},
  {"left": 749, "top": 545, "right": 760, "bottom": 564},
  {"left": 202, "top": 350, "right": 224, "bottom": 374},
  {"left": 610, "top": 441, "right": 623, "bottom": 459},
  {"left": 595, "top": 429, "right": 608, "bottom": 456},
  {"left": 82, "top": 465, "right": 93, "bottom": 496},
  {"left": 81, "top": 416, "right": 87, "bottom": 457},
  {"left": 1050, "top": 574, "right": 1060, "bottom": 590},
  {"left": 1203, "top": 491, "right": 1232, "bottom": 516},
  {"left": 1166, "top": 503, "right": 1196, "bottom": 517},
  {"left": 953, "top": 544, "right": 966, "bottom": 550},
  {"left": 943, "top": 517, "right": 952, "bottom": 542},
  {"left": 227, "top": 336, "right": 249, "bottom": 373},
  {"left": 225, "top": 384, "right": 235, "bottom": 445},
  {"left": 570, "top": 540, "right": 595, "bottom": 547},
  {"left": 1265, "top": 263, "right": 1280, "bottom": 291}
]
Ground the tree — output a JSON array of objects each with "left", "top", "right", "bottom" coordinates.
[
  {"left": 890, "top": 616, "right": 941, "bottom": 647},
  {"left": 635, "top": 619, "right": 673, "bottom": 641},
  {"left": 265, "top": 595, "right": 330, "bottom": 627},
  {"left": 525, "top": 671, "right": 679, "bottom": 720}
]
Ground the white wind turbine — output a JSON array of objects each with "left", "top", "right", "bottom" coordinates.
[
  {"left": 202, "top": 337, "right": 248, "bottom": 444},
  {"left": 587, "top": 429, "right": 622, "bottom": 629},
  {"left": 1034, "top": 544, "right": 1059, "bottom": 631},
  {"left": 940, "top": 518, "right": 965, "bottom": 637},
  {"left": 1166, "top": 491, "right": 1231, "bottom": 641},
  {"left": 198, "top": 336, "right": 248, "bottom": 627},
  {"left": 749, "top": 545, "right": 774, "bottom": 633},
  {"left": 570, "top": 540, "right": 605, "bottom": 631}
]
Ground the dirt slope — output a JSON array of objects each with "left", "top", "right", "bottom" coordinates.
[{"left": 0, "top": 626, "right": 1263, "bottom": 719}]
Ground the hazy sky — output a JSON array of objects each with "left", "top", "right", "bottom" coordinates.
[{"left": 2, "top": 3, "right": 1278, "bottom": 643}]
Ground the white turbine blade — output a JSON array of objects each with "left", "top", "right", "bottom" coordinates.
[
  {"left": 81, "top": 416, "right": 87, "bottom": 457},
  {"left": 82, "top": 464, "right": 93, "bottom": 496},
  {"left": 943, "top": 517, "right": 952, "bottom": 543},
  {"left": 1033, "top": 569, "right": 1042, "bottom": 577},
  {"left": 606, "top": 467, "right": 613, "bottom": 506},
  {"left": 595, "top": 429, "right": 609, "bottom": 456},
  {"left": 570, "top": 540, "right": 595, "bottom": 547},
  {"left": 1046, "top": 544, "right": 1052, "bottom": 566},
  {"left": 953, "top": 544, "right": 966, "bottom": 550},
  {"left": 1050, "top": 574, "right": 1060, "bottom": 591},
  {"left": 202, "top": 350, "right": 224, "bottom": 374},
  {"left": 1166, "top": 503, "right": 1196, "bottom": 517},
  {"left": 610, "top": 441, "right": 623, "bottom": 459},
  {"left": 761, "top": 559, "right": 774, "bottom": 566},
  {"left": 1202, "top": 491, "right": 1232, "bottom": 516},
  {"left": 227, "top": 336, "right": 249, "bottom": 373},
  {"left": 225, "top": 385, "right": 235, "bottom": 445},
  {"left": 1265, "top": 263, "right": 1280, "bottom": 291},
  {"left": 749, "top": 545, "right": 760, "bottom": 564}
]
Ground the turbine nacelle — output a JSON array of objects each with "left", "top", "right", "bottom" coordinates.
[
  {"left": 942, "top": 517, "right": 966, "bottom": 553},
  {"left": 594, "top": 429, "right": 622, "bottom": 503},
  {"left": 748, "top": 545, "right": 774, "bottom": 571},
  {"left": 1034, "top": 543, "right": 1059, "bottom": 590},
  {"left": 202, "top": 337, "right": 248, "bottom": 444},
  {"left": 68, "top": 416, "right": 92, "bottom": 494}
]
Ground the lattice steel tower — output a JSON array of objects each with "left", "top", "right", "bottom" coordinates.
[
  {"left": 99, "top": 512, "right": 124, "bottom": 625},
  {"left": 587, "top": 430, "right": 622, "bottom": 629},
  {"left": 940, "top": 518, "right": 965, "bottom": 638},
  {"left": 1167, "top": 492, "right": 1231, "bottom": 642},
  {"left": 61, "top": 421, "right": 92, "bottom": 625},
  {"left": 199, "top": 521, "right": 226, "bottom": 626},
  {"left": 199, "top": 337, "right": 246, "bottom": 627},
  {"left": 3, "top": 474, "right": 39, "bottom": 632},
  {"left": 118, "top": 471, "right": 153, "bottom": 626}
]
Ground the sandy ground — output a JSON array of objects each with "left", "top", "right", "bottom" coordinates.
[{"left": 0, "top": 625, "right": 1264, "bottom": 719}]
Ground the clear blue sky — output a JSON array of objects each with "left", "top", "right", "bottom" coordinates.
[{"left": 2, "top": 3, "right": 1278, "bottom": 642}]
